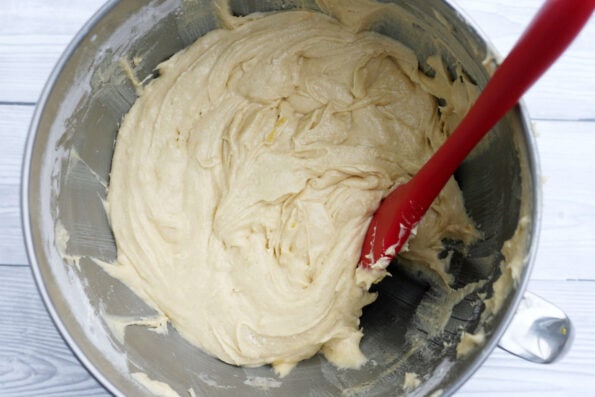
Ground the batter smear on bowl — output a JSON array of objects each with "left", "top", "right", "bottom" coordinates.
[{"left": 106, "top": 5, "right": 478, "bottom": 377}]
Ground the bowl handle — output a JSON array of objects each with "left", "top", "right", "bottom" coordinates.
[{"left": 497, "top": 291, "right": 574, "bottom": 363}]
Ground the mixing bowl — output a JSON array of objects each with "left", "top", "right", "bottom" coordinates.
[{"left": 22, "top": 0, "right": 571, "bottom": 395}]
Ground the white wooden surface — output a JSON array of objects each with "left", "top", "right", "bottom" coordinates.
[{"left": 1, "top": 1, "right": 594, "bottom": 396}]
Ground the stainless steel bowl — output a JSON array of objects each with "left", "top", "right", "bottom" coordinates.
[{"left": 22, "top": 0, "right": 567, "bottom": 396}]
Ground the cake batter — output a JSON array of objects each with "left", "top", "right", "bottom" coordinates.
[{"left": 106, "top": 7, "right": 478, "bottom": 376}]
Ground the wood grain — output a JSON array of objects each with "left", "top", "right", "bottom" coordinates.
[
  {"left": 0, "top": 105, "right": 31, "bottom": 266},
  {"left": 533, "top": 122, "right": 595, "bottom": 281},
  {"left": 0, "top": 0, "right": 106, "bottom": 104},
  {"left": 0, "top": 0, "right": 594, "bottom": 119},
  {"left": 0, "top": 266, "right": 108, "bottom": 396},
  {"left": 456, "top": 0, "right": 595, "bottom": 121}
]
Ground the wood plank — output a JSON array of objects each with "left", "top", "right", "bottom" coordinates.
[
  {"left": 0, "top": 0, "right": 594, "bottom": 119},
  {"left": 0, "top": 265, "right": 109, "bottom": 396},
  {"left": 0, "top": 185, "right": 27, "bottom": 266},
  {"left": 0, "top": 0, "right": 105, "bottom": 104},
  {"left": 0, "top": 105, "right": 30, "bottom": 184},
  {"left": 0, "top": 35, "right": 74, "bottom": 104},
  {"left": 456, "top": 0, "right": 595, "bottom": 121},
  {"left": 532, "top": 121, "right": 595, "bottom": 281},
  {"left": 0, "top": 105, "right": 32, "bottom": 266},
  {"left": 0, "top": 0, "right": 107, "bottom": 36},
  {"left": 0, "top": 266, "right": 592, "bottom": 396},
  {"left": 3, "top": 106, "right": 595, "bottom": 281}
]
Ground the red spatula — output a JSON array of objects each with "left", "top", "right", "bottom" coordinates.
[{"left": 359, "top": 0, "right": 595, "bottom": 269}]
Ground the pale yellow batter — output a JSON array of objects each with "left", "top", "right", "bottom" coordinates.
[{"left": 107, "top": 8, "right": 477, "bottom": 376}]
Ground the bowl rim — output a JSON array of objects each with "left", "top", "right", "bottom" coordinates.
[{"left": 21, "top": 1, "right": 126, "bottom": 395}]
